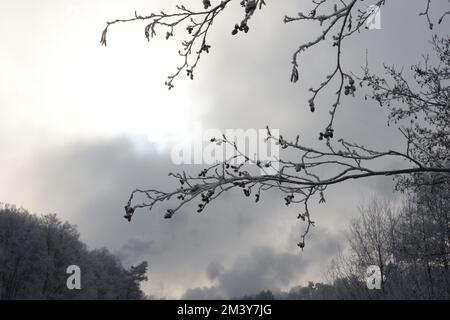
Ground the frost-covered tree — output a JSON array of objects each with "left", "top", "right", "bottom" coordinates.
[
  {"left": 101, "top": 0, "right": 450, "bottom": 247},
  {"left": 0, "top": 204, "right": 148, "bottom": 300},
  {"left": 329, "top": 193, "right": 449, "bottom": 299}
]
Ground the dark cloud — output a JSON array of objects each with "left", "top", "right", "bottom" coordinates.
[
  {"left": 182, "top": 227, "right": 344, "bottom": 299},
  {"left": 182, "top": 286, "right": 224, "bottom": 300},
  {"left": 10, "top": 136, "right": 320, "bottom": 297},
  {"left": 217, "top": 247, "right": 306, "bottom": 298},
  {"left": 115, "top": 238, "right": 160, "bottom": 267},
  {"left": 206, "top": 261, "right": 225, "bottom": 281}
]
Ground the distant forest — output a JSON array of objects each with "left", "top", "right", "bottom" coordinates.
[{"left": 0, "top": 204, "right": 148, "bottom": 300}]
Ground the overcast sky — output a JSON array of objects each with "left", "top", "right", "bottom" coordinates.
[{"left": 0, "top": 0, "right": 447, "bottom": 298}]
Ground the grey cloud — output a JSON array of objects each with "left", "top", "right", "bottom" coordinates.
[
  {"left": 182, "top": 226, "right": 344, "bottom": 299},
  {"left": 181, "top": 246, "right": 303, "bottom": 299},
  {"left": 206, "top": 261, "right": 225, "bottom": 281},
  {"left": 12, "top": 136, "right": 318, "bottom": 297},
  {"left": 115, "top": 238, "right": 160, "bottom": 267},
  {"left": 217, "top": 247, "right": 306, "bottom": 298},
  {"left": 183, "top": 286, "right": 224, "bottom": 300}
]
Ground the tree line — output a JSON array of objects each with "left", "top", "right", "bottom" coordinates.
[{"left": 0, "top": 204, "right": 148, "bottom": 299}]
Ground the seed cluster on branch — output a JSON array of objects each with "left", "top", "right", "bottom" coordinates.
[{"left": 101, "top": 0, "right": 450, "bottom": 248}]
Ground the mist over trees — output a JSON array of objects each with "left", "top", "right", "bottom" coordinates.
[{"left": 0, "top": 204, "right": 148, "bottom": 300}]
